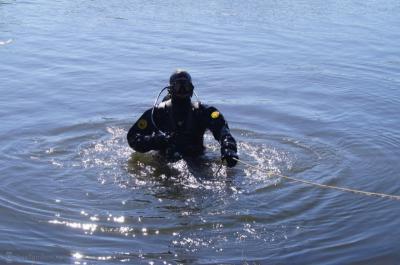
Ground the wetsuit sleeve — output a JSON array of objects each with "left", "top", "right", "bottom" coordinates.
[
  {"left": 203, "top": 106, "right": 238, "bottom": 156},
  {"left": 127, "top": 109, "right": 168, "bottom": 153}
]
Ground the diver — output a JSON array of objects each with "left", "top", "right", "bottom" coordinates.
[{"left": 127, "top": 69, "right": 238, "bottom": 167}]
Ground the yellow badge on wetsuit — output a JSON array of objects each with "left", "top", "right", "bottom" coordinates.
[
  {"left": 137, "top": 119, "right": 148, "bottom": 129},
  {"left": 211, "top": 111, "right": 220, "bottom": 119}
]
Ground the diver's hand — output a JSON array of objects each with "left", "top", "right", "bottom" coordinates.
[
  {"left": 165, "top": 144, "right": 182, "bottom": 162},
  {"left": 152, "top": 133, "right": 173, "bottom": 148},
  {"left": 221, "top": 149, "right": 238, "bottom": 168}
]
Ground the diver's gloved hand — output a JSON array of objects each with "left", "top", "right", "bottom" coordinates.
[
  {"left": 165, "top": 144, "right": 182, "bottom": 162},
  {"left": 221, "top": 149, "right": 238, "bottom": 168},
  {"left": 152, "top": 133, "right": 173, "bottom": 149}
]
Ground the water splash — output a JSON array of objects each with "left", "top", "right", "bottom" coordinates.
[{"left": 42, "top": 121, "right": 334, "bottom": 264}]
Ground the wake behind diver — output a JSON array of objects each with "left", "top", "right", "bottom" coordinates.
[{"left": 127, "top": 69, "right": 238, "bottom": 167}]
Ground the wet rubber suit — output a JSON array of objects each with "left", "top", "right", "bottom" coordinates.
[{"left": 127, "top": 96, "right": 238, "bottom": 167}]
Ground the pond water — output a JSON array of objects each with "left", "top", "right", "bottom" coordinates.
[{"left": 1, "top": 0, "right": 400, "bottom": 264}]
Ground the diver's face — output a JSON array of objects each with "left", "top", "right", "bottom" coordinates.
[{"left": 171, "top": 79, "right": 193, "bottom": 99}]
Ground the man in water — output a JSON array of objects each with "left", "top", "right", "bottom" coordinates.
[{"left": 127, "top": 69, "right": 238, "bottom": 167}]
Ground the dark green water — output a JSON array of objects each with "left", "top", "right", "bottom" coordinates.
[{"left": 1, "top": 0, "right": 400, "bottom": 264}]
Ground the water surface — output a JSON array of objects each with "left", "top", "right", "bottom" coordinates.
[{"left": 1, "top": 0, "right": 400, "bottom": 264}]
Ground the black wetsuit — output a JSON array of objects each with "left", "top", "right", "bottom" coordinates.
[{"left": 127, "top": 97, "right": 237, "bottom": 158}]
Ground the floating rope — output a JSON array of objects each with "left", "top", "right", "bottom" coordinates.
[{"left": 234, "top": 158, "right": 400, "bottom": 201}]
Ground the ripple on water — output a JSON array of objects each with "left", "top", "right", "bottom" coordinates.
[
  {"left": 0, "top": 118, "right": 343, "bottom": 264},
  {"left": 69, "top": 122, "right": 338, "bottom": 260},
  {"left": 0, "top": 39, "right": 13, "bottom": 46}
]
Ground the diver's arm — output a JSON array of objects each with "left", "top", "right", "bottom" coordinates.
[
  {"left": 204, "top": 106, "right": 238, "bottom": 167},
  {"left": 127, "top": 109, "right": 169, "bottom": 153}
]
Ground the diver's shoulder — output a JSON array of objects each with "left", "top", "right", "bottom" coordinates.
[
  {"left": 197, "top": 103, "right": 225, "bottom": 121},
  {"left": 156, "top": 99, "right": 172, "bottom": 109},
  {"left": 199, "top": 103, "right": 219, "bottom": 113},
  {"left": 142, "top": 108, "right": 152, "bottom": 115}
]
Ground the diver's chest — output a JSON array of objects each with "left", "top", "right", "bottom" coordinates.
[{"left": 160, "top": 110, "right": 205, "bottom": 133}]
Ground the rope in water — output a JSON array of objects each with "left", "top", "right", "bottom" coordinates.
[{"left": 233, "top": 158, "right": 400, "bottom": 201}]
